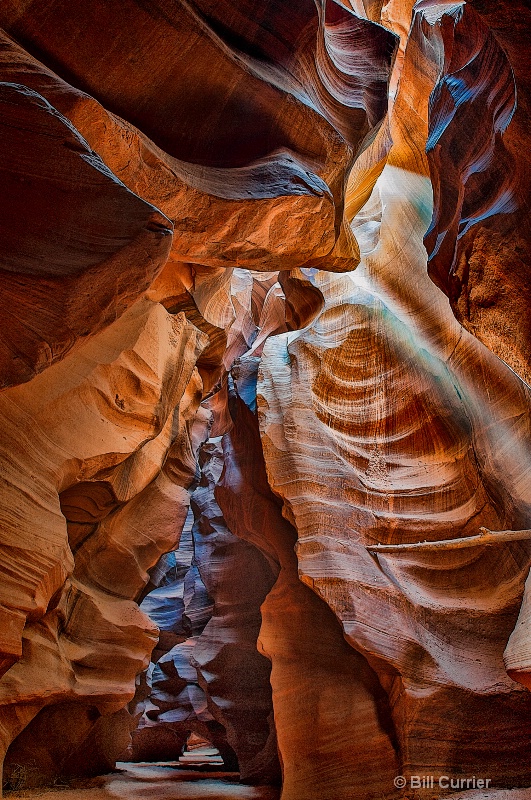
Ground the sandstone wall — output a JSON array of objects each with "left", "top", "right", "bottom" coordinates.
[{"left": 0, "top": 1, "right": 530, "bottom": 798}]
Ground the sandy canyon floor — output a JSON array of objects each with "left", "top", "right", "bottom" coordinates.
[{"left": 3, "top": 763, "right": 531, "bottom": 800}]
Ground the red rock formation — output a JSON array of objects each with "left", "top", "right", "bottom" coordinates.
[
  {"left": 0, "top": 0, "right": 396, "bottom": 273},
  {"left": 0, "top": 31, "right": 318, "bottom": 274},
  {"left": 257, "top": 1, "right": 531, "bottom": 791},
  {"left": 422, "top": 2, "right": 531, "bottom": 385},
  {"left": 217, "top": 394, "right": 400, "bottom": 800},
  {"left": 0, "top": 0, "right": 531, "bottom": 797},
  {"left": 0, "top": 302, "right": 208, "bottom": 786},
  {"left": 191, "top": 439, "right": 280, "bottom": 785},
  {"left": 0, "top": 79, "right": 172, "bottom": 389}
]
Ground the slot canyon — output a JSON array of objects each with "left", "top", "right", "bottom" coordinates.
[{"left": 0, "top": 1, "right": 531, "bottom": 798}]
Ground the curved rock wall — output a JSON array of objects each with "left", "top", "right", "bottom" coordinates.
[
  {"left": 426, "top": 0, "right": 531, "bottom": 386},
  {"left": 0, "top": 0, "right": 530, "bottom": 797}
]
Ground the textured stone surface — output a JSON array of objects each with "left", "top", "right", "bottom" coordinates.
[
  {"left": 130, "top": 511, "right": 227, "bottom": 766},
  {"left": 422, "top": 1, "right": 531, "bottom": 385},
  {"left": 0, "top": 0, "right": 531, "bottom": 797},
  {"left": 217, "top": 395, "right": 400, "bottom": 800},
  {"left": 258, "top": 0, "right": 531, "bottom": 790},
  {"left": 190, "top": 440, "right": 280, "bottom": 785},
  {"left": 0, "top": 1, "right": 397, "bottom": 273},
  {"left": 0, "top": 79, "right": 172, "bottom": 389},
  {"left": 0, "top": 300, "right": 209, "bottom": 786},
  {"left": 132, "top": 411, "right": 281, "bottom": 783}
]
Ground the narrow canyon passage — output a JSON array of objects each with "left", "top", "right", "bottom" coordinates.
[{"left": 1, "top": 2, "right": 531, "bottom": 800}]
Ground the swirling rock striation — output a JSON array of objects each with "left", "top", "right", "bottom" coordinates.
[
  {"left": 190, "top": 438, "right": 280, "bottom": 785},
  {"left": 257, "top": 0, "right": 531, "bottom": 791},
  {"left": 216, "top": 393, "right": 400, "bottom": 800},
  {"left": 0, "top": 0, "right": 398, "bottom": 272},
  {"left": 0, "top": 0, "right": 531, "bottom": 798},
  {"left": 259, "top": 271, "right": 531, "bottom": 783},
  {"left": 0, "top": 302, "right": 209, "bottom": 787},
  {"left": 423, "top": 1, "right": 531, "bottom": 384},
  {"left": 0, "top": 79, "right": 172, "bottom": 389}
]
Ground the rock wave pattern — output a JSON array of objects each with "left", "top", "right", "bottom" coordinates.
[{"left": 0, "top": 0, "right": 530, "bottom": 798}]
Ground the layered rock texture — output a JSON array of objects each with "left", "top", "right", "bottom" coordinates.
[{"left": 0, "top": 1, "right": 530, "bottom": 799}]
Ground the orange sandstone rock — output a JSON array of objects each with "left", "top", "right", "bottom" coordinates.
[
  {"left": 0, "top": 300, "right": 207, "bottom": 783},
  {"left": 0, "top": 80, "right": 172, "bottom": 389}
]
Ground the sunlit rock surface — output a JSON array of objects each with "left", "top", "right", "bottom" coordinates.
[
  {"left": 0, "top": 0, "right": 530, "bottom": 798},
  {"left": 258, "top": 0, "right": 531, "bottom": 790},
  {"left": 0, "top": 301, "right": 208, "bottom": 787},
  {"left": 216, "top": 394, "right": 400, "bottom": 800}
]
